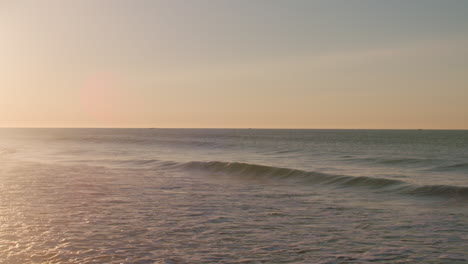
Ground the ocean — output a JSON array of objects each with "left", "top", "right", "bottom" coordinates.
[{"left": 0, "top": 128, "right": 467, "bottom": 263}]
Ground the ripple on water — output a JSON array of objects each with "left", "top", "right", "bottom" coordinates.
[{"left": 0, "top": 160, "right": 468, "bottom": 263}]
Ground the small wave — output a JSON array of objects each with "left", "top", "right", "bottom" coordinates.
[
  {"left": 345, "top": 156, "right": 435, "bottom": 166},
  {"left": 69, "top": 158, "right": 179, "bottom": 169},
  {"left": 434, "top": 162, "right": 468, "bottom": 171},
  {"left": 0, "top": 148, "right": 16, "bottom": 155},
  {"left": 400, "top": 184, "right": 468, "bottom": 198},
  {"left": 115, "top": 159, "right": 162, "bottom": 166},
  {"left": 378, "top": 158, "right": 429, "bottom": 165},
  {"left": 180, "top": 161, "right": 468, "bottom": 200},
  {"left": 54, "top": 135, "right": 229, "bottom": 149}
]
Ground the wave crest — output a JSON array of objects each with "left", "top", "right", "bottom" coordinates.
[{"left": 181, "top": 161, "right": 468, "bottom": 199}]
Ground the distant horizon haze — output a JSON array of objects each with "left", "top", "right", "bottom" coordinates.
[{"left": 1, "top": 0, "right": 467, "bottom": 129}]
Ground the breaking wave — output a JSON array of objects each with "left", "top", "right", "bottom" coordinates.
[{"left": 180, "top": 161, "right": 468, "bottom": 199}]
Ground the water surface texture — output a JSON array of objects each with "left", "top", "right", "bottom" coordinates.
[{"left": 1, "top": 129, "right": 467, "bottom": 263}]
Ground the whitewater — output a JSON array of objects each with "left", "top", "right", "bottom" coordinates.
[{"left": 1, "top": 128, "right": 467, "bottom": 263}]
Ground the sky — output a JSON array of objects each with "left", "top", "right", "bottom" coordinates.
[{"left": 1, "top": 0, "right": 467, "bottom": 129}]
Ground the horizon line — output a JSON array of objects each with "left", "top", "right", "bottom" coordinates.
[{"left": 0, "top": 127, "right": 467, "bottom": 131}]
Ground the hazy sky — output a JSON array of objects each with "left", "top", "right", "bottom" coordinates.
[{"left": 1, "top": 0, "right": 467, "bottom": 128}]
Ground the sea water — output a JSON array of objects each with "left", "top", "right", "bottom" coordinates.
[{"left": 0, "top": 128, "right": 467, "bottom": 263}]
